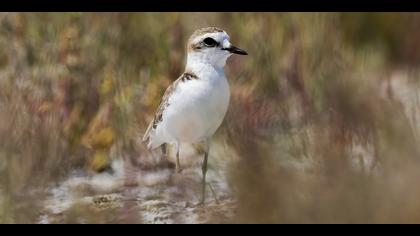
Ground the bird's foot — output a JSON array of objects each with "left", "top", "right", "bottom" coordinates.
[
  {"left": 194, "top": 201, "right": 205, "bottom": 208},
  {"left": 175, "top": 166, "right": 183, "bottom": 174},
  {"left": 208, "top": 183, "right": 220, "bottom": 204},
  {"left": 155, "top": 157, "right": 176, "bottom": 170},
  {"left": 175, "top": 161, "right": 182, "bottom": 173}
]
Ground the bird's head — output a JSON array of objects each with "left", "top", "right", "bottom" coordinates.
[{"left": 187, "top": 27, "right": 247, "bottom": 69}]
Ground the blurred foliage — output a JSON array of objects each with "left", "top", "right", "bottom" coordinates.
[
  {"left": 340, "top": 13, "right": 420, "bottom": 66},
  {"left": 0, "top": 13, "right": 420, "bottom": 223}
]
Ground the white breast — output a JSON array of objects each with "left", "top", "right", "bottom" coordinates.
[{"left": 159, "top": 69, "right": 230, "bottom": 144}]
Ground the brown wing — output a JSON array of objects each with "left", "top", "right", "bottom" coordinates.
[{"left": 142, "top": 78, "right": 179, "bottom": 142}]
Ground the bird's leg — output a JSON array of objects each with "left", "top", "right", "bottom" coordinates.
[
  {"left": 176, "top": 151, "right": 181, "bottom": 173},
  {"left": 200, "top": 138, "right": 211, "bottom": 205},
  {"left": 175, "top": 141, "right": 182, "bottom": 173},
  {"left": 161, "top": 143, "right": 167, "bottom": 156},
  {"left": 207, "top": 182, "right": 219, "bottom": 204},
  {"left": 159, "top": 143, "right": 175, "bottom": 169}
]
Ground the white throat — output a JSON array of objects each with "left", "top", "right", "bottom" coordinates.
[{"left": 185, "top": 51, "right": 229, "bottom": 75}]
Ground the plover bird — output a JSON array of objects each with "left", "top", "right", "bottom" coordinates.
[{"left": 143, "top": 27, "right": 247, "bottom": 204}]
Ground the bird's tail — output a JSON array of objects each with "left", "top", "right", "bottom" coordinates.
[{"left": 142, "top": 120, "right": 154, "bottom": 143}]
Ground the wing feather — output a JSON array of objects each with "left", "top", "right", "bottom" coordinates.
[{"left": 142, "top": 72, "right": 199, "bottom": 148}]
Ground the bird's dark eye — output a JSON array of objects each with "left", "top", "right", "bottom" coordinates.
[{"left": 203, "top": 37, "right": 218, "bottom": 47}]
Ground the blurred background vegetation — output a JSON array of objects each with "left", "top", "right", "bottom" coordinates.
[{"left": 1, "top": 13, "right": 420, "bottom": 223}]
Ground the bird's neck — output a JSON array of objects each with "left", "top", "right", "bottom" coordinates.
[{"left": 185, "top": 53, "right": 226, "bottom": 77}]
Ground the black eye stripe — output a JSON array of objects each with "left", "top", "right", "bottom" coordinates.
[{"left": 203, "top": 37, "right": 219, "bottom": 47}]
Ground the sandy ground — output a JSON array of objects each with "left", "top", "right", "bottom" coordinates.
[{"left": 38, "top": 142, "right": 237, "bottom": 224}]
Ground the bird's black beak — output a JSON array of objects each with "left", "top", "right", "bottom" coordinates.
[{"left": 222, "top": 45, "right": 248, "bottom": 55}]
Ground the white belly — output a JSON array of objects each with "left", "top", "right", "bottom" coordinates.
[{"left": 161, "top": 76, "right": 230, "bottom": 143}]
